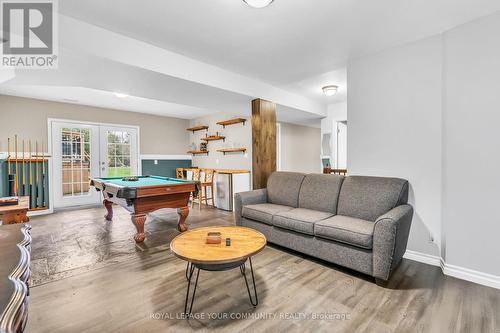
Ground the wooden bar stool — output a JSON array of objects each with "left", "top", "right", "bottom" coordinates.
[
  {"left": 176, "top": 168, "right": 184, "bottom": 179},
  {"left": 202, "top": 169, "right": 215, "bottom": 207},
  {"left": 190, "top": 169, "right": 202, "bottom": 209}
]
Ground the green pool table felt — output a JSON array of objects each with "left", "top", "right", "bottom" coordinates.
[{"left": 97, "top": 176, "right": 192, "bottom": 187}]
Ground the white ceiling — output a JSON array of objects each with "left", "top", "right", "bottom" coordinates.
[
  {"left": 59, "top": 0, "right": 500, "bottom": 85},
  {"left": 2, "top": 1, "right": 500, "bottom": 126},
  {"left": 0, "top": 85, "right": 214, "bottom": 119}
]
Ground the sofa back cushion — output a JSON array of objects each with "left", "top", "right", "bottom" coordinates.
[
  {"left": 337, "top": 176, "right": 409, "bottom": 221},
  {"left": 267, "top": 172, "right": 306, "bottom": 207},
  {"left": 298, "top": 174, "right": 344, "bottom": 214}
]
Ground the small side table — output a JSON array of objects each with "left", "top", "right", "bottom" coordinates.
[
  {"left": 0, "top": 197, "right": 30, "bottom": 225},
  {"left": 170, "top": 226, "right": 267, "bottom": 316}
]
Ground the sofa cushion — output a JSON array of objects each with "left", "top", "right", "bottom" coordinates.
[
  {"left": 273, "top": 208, "right": 333, "bottom": 235},
  {"left": 267, "top": 172, "right": 306, "bottom": 208},
  {"left": 242, "top": 203, "right": 294, "bottom": 225},
  {"left": 298, "top": 174, "right": 344, "bottom": 214},
  {"left": 315, "top": 215, "right": 375, "bottom": 249},
  {"left": 337, "top": 176, "right": 409, "bottom": 221}
]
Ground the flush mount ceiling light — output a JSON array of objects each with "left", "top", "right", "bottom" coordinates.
[
  {"left": 114, "top": 92, "right": 129, "bottom": 98},
  {"left": 243, "top": 0, "right": 274, "bottom": 8},
  {"left": 322, "top": 85, "right": 338, "bottom": 96}
]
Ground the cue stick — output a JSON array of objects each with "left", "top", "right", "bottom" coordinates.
[
  {"left": 7, "top": 138, "right": 10, "bottom": 174},
  {"left": 15, "top": 135, "right": 18, "bottom": 196},
  {"left": 29, "top": 140, "right": 32, "bottom": 209},
  {"left": 7, "top": 138, "right": 13, "bottom": 196},
  {"left": 42, "top": 141, "right": 46, "bottom": 207},
  {"left": 22, "top": 140, "right": 26, "bottom": 196},
  {"left": 35, "top": 141, "right": 39, "bottom": 208}
]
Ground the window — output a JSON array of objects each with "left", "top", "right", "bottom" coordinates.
[
  {"left": 61, "top": 128, "right": 91, "bottom": 196},
  {"left": 106, "top": 130, "right": 132, "bottom": 177}
]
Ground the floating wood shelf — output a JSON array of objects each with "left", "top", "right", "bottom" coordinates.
[
  {"left": 217, "top": 148, "right": 247, "bottom": 155},
  {"left": 201, "top": 135, "right": 226, "bottom": 142},
  {"left": 187, "top": 150, "right": 209, "bottom": 156},
  {"left": 216, "top": 118, "right": 246, "bottom": 128},
  {"left": 186, "top": 125, "right": 209, "bottom": 133}
]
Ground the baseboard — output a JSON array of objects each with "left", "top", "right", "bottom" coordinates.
[
  {"left": 442, "top": 263, "right": 500, "bottom": 290},
  {"left": 403, "top": 250, "right": 441, "bottom": 267},
  {"left": 404, "top": 250, "right": 500, "bottom": 290}
]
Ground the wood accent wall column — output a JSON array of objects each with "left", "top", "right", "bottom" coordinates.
[{"left": 252, "top": 98, "right": 277, "bottom": 189}]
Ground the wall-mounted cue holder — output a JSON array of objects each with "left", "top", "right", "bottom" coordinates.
[
  {"left": 1, "top": 136, "right": 51, "bottom": 212},
  {"left": 7, "top": 158, "right": 50, "bottom": 211}
]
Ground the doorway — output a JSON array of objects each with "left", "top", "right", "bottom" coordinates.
[{"left": 50, "top": 120, "right": 139, "bottom": 208}]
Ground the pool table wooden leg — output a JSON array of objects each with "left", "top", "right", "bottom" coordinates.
[
  {"left": 103, "top": 199, "right": 113, "bottom": 221},
  {"left": 132, "top": 214, "right": 147, "bottom": 243},
  {"left": 177, "top": 206, "right": 189, "bottom": 232}
]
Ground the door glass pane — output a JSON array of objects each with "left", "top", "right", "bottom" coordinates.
[
  {"left": 61, "top": 128, "right": 91, "bottom": 197},
  {"left": 107, "top": 131, "right": 132, "bottom": 177}
]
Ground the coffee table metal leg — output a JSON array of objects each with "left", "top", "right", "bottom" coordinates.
[
  {"left": 185, "top": 262, "right": 192, "bottom": 281},
  {"left": 240, "top": 257, "right": 258, "bottom": 306},
  {"left": 184, "top": 262, "right": 200, "bottom": 316}
]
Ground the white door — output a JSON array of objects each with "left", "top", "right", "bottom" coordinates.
[
  {"left": 52, "top": 121, "right": 101, "bottom": 208},
  {"left": 337, "top": 121, "right": 347, "bottom": 169},
  {"left": 99, "top": 126, "right": 138, "bottom": 178},
  {"left": 52, "top": 122, "right": 139, "bottom": 208}
]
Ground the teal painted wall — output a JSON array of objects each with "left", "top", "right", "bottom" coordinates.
[
  {"left": 141, "top": 159, "right": 192, "bottom": 178},
  {"left": 0, "top": 159, "right": 49, "bottom": 207},
  {"left": 0, "top": 160, "right": 8, "bottom": 197}
]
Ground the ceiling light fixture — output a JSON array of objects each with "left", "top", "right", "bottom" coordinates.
[
  {"left": 243, "top": 0, "right": 274, "bottom": 8},
  {"left": 322, "top": 85, "right": 338, "bottom": 96},
  {"left": 114, "top": 92, "right": 129, "bottom": 98}
]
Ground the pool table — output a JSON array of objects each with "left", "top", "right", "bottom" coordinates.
[{"left": 90, "top": 176, "right": 200, "bottom": 243}]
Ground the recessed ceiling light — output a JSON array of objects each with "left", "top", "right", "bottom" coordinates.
[
  {"left": 243, "top": 0, "right": 274, "bottom": 8},
  {"left": 322, "top": 85, "right": 338, "bottom": 96},
  {"left": 114, "top": 92, "right": 129, "bottom": 98}
]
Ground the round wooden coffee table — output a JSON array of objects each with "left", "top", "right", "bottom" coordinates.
[{"left": 170, "top": 226, "right": 267, "bottom": 315}]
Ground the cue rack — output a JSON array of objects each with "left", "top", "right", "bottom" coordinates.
[{"left": 4, "top": 135, "right": 50, "bottom": 211}]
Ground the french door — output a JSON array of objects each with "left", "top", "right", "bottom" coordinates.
[
  {"left": 99, "top": 125, "right": 138, "bottom": 179},
  {"left": 51, "top": 120, "right": 138, "bottom": 208}
]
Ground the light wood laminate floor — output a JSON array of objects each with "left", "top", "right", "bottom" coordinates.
[{"left": 26, "top": 205, "right": 500, "bottom": 333}]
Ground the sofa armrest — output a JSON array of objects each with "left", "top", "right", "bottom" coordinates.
[
  {"left": 234, "top": 189, "right": 268, "bottom": 226},
  {"left": 372, "top": 204, "right": 413, "bottom": 280}
]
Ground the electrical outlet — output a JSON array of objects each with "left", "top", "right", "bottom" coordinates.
[{"left": 154, "top": 160, "right": 158, "bottom": 165}]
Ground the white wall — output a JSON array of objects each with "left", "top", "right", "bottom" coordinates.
[
  {"left": 443, "top": 12, "right": 500, "bottom": 276},
  {"left": 321, "top": 102, "right": 348, "bottom": 167},
  {"left": 348, "top": 35, "right": 443, "bottom": 257},
  {"left": 0, "top": 95, "right": 190, "bottom": 154},
  {"left": 189, "top": 112, "right": 252, "bottom": 171},
  {"left": 280, "top": 122, "right": 322, "bottom": 174},
  {"left": 336, "top": 121, "right": 347, "bottom": 169},
  {"left": 348, "top": 11, "right": 500, "bottom": 284},
  {"left": 321, "top": 102, "right": 347, "bottom": 134}
]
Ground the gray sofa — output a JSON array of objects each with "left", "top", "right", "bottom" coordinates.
[{"left": 234, "top": 172, "right": 413, "bottom": 281}]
